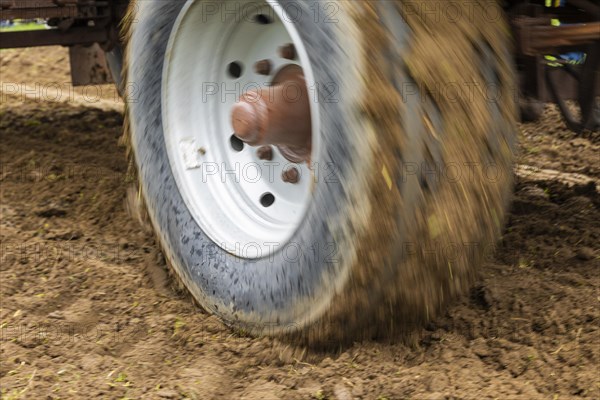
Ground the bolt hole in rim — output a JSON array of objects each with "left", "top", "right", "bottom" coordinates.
[
  {"left": 254, "top": 13, "right": 273, "bottom": 25},
  {"left": 227, "top": 61, "right": 244, "bottom": 79},
  {"left": 260, "top": 193, "right": 276, "bottom": 208},
  {"left": 162, "top": 0, "right": 320, "bottom": 259},
  {"left": 230, "top": 135, "right": 245, "bottom": 152}
]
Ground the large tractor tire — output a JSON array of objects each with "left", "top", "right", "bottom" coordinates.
[{"left": 122, "top": 0, "right": 516, "bottom": 344}]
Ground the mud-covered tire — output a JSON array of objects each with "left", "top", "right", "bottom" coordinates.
[{"left": 123, "top": 0, "right": 517, "bottom": 344}]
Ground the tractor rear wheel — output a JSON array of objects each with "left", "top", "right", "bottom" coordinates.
[{"left": 123, "top": 0, "right": 517, "bottom": 344}]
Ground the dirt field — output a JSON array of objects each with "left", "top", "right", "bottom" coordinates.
[{"left": 1, "top": 47, "right": 598, "bottom": 399}]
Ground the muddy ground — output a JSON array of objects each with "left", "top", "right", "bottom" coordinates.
[{"left": 0, "top": 47, "right": 598, "bottom": 399}]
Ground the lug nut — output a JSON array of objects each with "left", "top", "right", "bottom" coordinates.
[
  {"left": 254, "top": 59, "right": 272, "bottom": 75},
  {"left": 282, "top": 167, "right": 300, "bottom": 184},
  {"left": 279, "top": 43, "right": 296, "bottom": 60},
  {"left": 256, "top": 146, "right": 273, "bottom": 161}
]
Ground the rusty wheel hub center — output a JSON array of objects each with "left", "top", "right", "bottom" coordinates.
[{"left": 232, "top": 59, "right": 312, "bottom": 163}]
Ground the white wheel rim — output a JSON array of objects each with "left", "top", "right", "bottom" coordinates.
[{"left": 162, "top": 0, "right": 320, "bottom": 259}]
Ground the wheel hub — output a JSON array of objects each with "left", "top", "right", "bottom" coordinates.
[{"left": 232, "top": 64, "right": 312, "bottom": 163}]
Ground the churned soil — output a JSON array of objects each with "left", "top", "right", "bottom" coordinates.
[{"left": 1, "top": 47, "right": 598, "bottom": 399}]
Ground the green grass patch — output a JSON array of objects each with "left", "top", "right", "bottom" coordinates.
[{"left": 1, "top": 22, "right": 48, "bottom": 33}]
